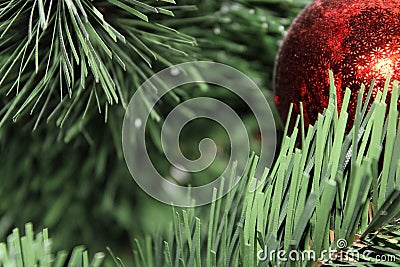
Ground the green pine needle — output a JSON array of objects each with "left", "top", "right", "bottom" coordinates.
[
  {"left": 0, "top": 0, "right": 196, "bottom": 135},
  {"left": 125, "top": 74, "right": 400, "bottom": 267},
  {"left": 0, "top": 223, "right": 104, "bottom": 267}
]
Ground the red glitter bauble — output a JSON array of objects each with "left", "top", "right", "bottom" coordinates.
[{"left": 274, "top": 0, "right": 400, "bottom": 126}]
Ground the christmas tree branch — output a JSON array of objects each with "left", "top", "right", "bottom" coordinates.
[{"left": 0, "top": 0, "right": 195, "bottom": 133}]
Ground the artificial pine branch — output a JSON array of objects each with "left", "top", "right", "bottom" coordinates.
[
  {"left": 0, "top": 223, "right": 104, "bottom": 267},
  {"left": 0, "top": 0, "right": 196, "bottom": 135},
  {"left": 7, "top": 1, "right": 399, "bottom": 266},
  {"left": 0, "top": 0, "right": 305, "bottom": 255},
  {"left": 127, "top": 74, "right": 400, "bottom": 266}
]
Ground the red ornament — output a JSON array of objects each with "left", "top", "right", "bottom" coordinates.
[{"left": 274, "top": 0, "right": 400, "bottom": 126}]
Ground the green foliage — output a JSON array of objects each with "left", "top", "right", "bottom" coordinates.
[
  {"left": 0, "top": 0, "right": 306, "bottom": 139},
  {"left": 3, "top": 0, "right": 399, "bottom": 267},
  {"left": 0, "top": 122, "right": 139, "bottom": 252},
  {"left": 2, "top": 76, "right": 400, "bottom": 266},
  {"left": 0, "top": 0, "right": 195, "bottom": 136},
  {"left": 351, "top": 220, "right": 400, "bottom": 266},
  {"left": 0, "top": 223, "right": 104, "bottom": 267},
  {"left": 0, "top": 0, "right": 307, "bottom": 255},
  {"left": 127, "top": 75, "right": 400, "bottom": 266}
]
